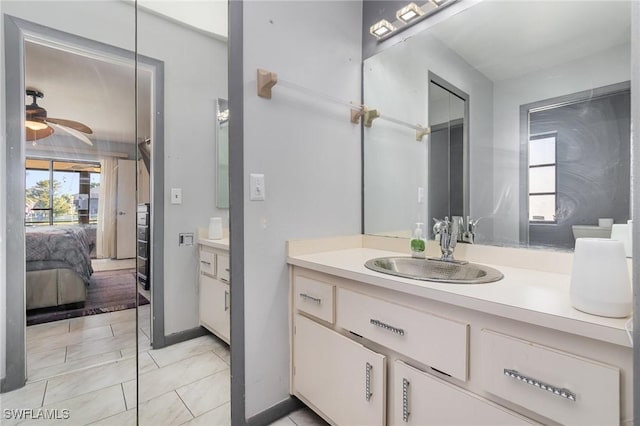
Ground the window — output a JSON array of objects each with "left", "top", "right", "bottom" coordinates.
[
  {"left": 528, "top": 134, "right": 557, "bottom": 222},
  {"left": 25, "top": 159, "right": 101, "bottom": 226}
]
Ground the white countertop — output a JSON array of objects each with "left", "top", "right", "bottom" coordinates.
[
  {"left": 288, "top": 247, "right": 632, "bottom": 348},
  {"left": 198, "top": 237, "right": 229, "bottom": 251}
]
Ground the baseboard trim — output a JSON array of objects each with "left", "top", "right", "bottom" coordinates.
[
  {"left": 246, "top": 396, "right": 303, "bottom": 426},
  {"left": 159, "top": 326, "right": 209, "bottom": 348}
]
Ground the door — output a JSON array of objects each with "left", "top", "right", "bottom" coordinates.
[
  {"left": 293, "top": 314, "right": 386, "bottom": 426},
  {"left": 116, "top": 159, "right": 136, "bottom": 259}
]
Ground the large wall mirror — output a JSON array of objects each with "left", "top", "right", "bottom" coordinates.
[
  {"left": 2, "top": 0, "right": 229, "bottom": 423},
  {"left": 363, "top": 0, "right": 632, "bottom": 252}
]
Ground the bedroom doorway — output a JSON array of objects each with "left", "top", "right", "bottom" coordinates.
[
  {"left": 20, "top": 38, "right": 147, "bottom": 393},
  {"left": 3, "top": 13, "right": 163, "bottom": 403}
]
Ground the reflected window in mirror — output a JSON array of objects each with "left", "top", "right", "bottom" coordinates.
[{"left": 528, "top": 134, "right": 557, "bottom": 223}]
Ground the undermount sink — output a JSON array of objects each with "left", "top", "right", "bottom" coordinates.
[{"left": 364, "top": 257, "right": 503, "bottom": 284}]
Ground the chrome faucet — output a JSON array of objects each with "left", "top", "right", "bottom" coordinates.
[
  {"left": 453, "top": 216, "right": 479, "bottom": 244},
  {"left": 433, "top": 216, "right": 478, "bottom": 262},
  {"left": 433, "top": 217, "right": 458, "bottom": 261}
]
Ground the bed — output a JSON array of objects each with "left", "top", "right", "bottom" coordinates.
[{"left": 25, "top": 226, "right": 94, "bottom": 310}]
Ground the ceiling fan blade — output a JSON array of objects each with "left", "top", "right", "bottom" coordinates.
[
  {"left": 46, "top": 117, "right": 93, "bottom": 134},
  {"left": 48, "top": 121, "right": 94, "bottom": 146},
  {"left": 25, "top": 125, "right": 54, "bottom": 141}
]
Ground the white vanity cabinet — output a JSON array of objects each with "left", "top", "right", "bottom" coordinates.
[
  {"left": 199, "top": 244, "right": 230, "bottom": 344},
  {"left": 290, "top": 266, "right": 630, "bottom": 425}
]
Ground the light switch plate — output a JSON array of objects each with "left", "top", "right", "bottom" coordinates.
[
  {"left": 250, "top": 173, "right": 265, "bottom": 201},
  {"left": 171, "top": 188, "right": 182, "bottom": 204}
]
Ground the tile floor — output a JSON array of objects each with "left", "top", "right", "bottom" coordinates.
[
  {"left": 4, "top": 304, "right": 326, "bottom": 426},
  {"left": 1, "top": 305, "right": 231, "bottom": 425}
]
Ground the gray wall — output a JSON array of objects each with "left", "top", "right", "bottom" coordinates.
[
  {"left": 241, "top": 0, "right": 362, "bottom": 418},
  {"left": 528, "top": 90, "right": 630, "bottom": 249}
]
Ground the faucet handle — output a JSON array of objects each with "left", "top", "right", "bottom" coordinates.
[{"left": 432, "top": 217, "right": 448, "bottom": 235}]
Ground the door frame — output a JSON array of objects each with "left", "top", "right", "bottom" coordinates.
[{"left": 2, "top": 15, "right": 165, "bottom": 392}]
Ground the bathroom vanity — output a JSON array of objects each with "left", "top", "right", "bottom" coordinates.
[
  {"left": 287, "top": 236, "right": 632, "bottom": 425},
  {"left": 198, "top": 237, "right": 230, "bottom": 344}
]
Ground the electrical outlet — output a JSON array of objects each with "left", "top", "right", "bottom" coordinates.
[
  {"left": 178, "top": 233, "right": 194, "bottom": 246},
  {"left": 250, "top": 174, "right": 265, "bottom": 201}
]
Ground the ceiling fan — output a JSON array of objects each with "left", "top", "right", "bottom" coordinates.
[{"left": 25, "top": 88, "right": 93, "bottom": 146}]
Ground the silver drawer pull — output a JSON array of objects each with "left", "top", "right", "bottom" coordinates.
[
  {"left": 299, "top": 293, "right": 321, "bottom": 304},
  {"left": 219, "top": 277, "right": 230, "bottom": 284},
  {"left": 402, "top": 378, "right": 410, "bottom": 422},
  {"left": 504, "top": 369, "right": 576, "bottom": 402},
  {"left": 370, "top": 319, "right": 405, "bottom": 336},
  {"left": 200, "top": 260, "right": 212, "bottom": 265},
  {"left": 224, "top": 290, "right": 230, "bottom": 311},
  {"left": 365, "top": 362, "right": 373, "bottom": 401}
]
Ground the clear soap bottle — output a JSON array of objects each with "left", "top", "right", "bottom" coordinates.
[{"left": 410, "top": 222, "right": 426, "bottom": 258}]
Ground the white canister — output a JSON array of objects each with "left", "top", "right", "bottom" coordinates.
[
  {"left": 570, "top": 238, "right": 631, "bottom": 318},
  {"left": 208, "top": 217, "right": 223, "bottom": 240}
]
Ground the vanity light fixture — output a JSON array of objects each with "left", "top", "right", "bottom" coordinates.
[
  {"left": 397, "top": 3, "right": 424, "bottom": 24},
  {"left": 371, "top": 0, "right": 456, "bottom": 40},
  {"left": 369, "top": 19, "right": 395, "bottom": 39}
]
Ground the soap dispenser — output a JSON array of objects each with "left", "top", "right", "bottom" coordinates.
[{"left": 411, "top": 222, "right": 426, "bottom": 258}]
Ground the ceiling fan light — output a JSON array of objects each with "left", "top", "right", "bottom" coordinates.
[{"left": 26, "top": 120, "right": 48, "bottom": 131}]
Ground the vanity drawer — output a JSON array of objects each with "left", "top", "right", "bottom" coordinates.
[
  {"left": 393, "top": 360, "right": 537, "bottom": 425},
  {"left": 336, "top": 288, "right": 468, "bottom": 381},
  {"left": 217, "top": 254, "right": 230, "bottom": 283},
  {"left": 199, "top": 250, "right": 216, "bottom": 276},
  {"left": 480, "top": 329, "right": 619, "bottom": 425},
  {"left": 294, "top": 275, "right": 335, "bottom": 324}
]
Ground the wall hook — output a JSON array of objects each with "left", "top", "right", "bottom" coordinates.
[{"left": 257, "top": 68, "right": 278, "bottom": 99}]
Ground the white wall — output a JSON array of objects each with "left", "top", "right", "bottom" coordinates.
[
  {"left": 1, "top": 0, "right": 227, "bottom": 365},
  {"left": 137, "top": 6, "right": 228, "bottom": 335},
  {"left": 242, "top": 1, "right": 362, "bottom": 417},
  {"left": 492, "top": 43, "right": 631, "bottom": 244},
  {"left": 363, "top": 33, "right": 494, "bottom": 238}
]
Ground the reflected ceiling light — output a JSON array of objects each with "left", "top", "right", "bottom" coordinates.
[
  {"left": 429, "top": 0, "right": 446, "bottom": 6},
  {"left": 369, "top": 19, "right": 395, "bottom": 39},
  {"left": 397, "top": 3, "right": 424, "bottom": 23}
]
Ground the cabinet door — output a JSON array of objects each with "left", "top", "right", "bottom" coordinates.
[
  {"left": 392, "top": 361, "right": 537, "bottom": 426},
  {"left": 294, "top": 314, "right": 386, "bottom": 426},
  {"left": 199, "top": 274, "right": 230, "bottom": 343}
]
